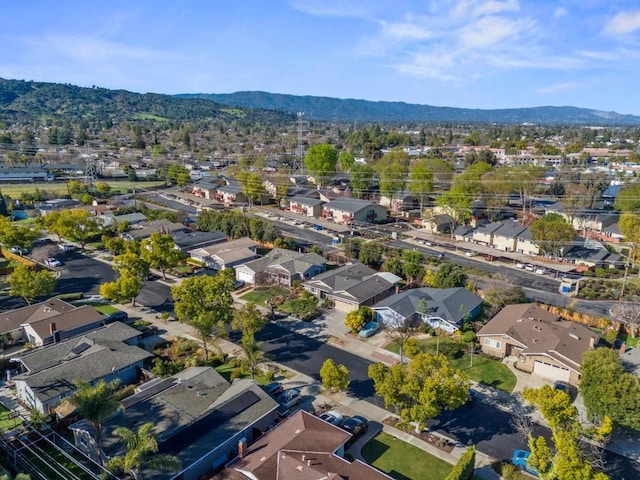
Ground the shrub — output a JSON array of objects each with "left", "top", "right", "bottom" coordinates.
[
  {"left": 404, "top": 337, "right": 421, "bottom": 358},
  {"left": 173, "top": 337, "right": 199, "bottom": 356},
  {"left": 230, "top": 366, "right": 247, "bottom": 380},
  {"left": 227, "top": 357, "right": 243, "bottom": 368},
  {"left": 500, "top": 463, "right": 522, "bottom": 480},
  {"left": 263, "top": 370, "right": 275, "bottom": 382},
  {"left": 208, "top": 353, "right": 227, "bottom": 367},
  {"left": 444, "top": 446, "right": 475, "bottom": 480}
]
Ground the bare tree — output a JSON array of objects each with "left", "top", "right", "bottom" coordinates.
[
  {"left": 610, "top": 298, "right": 640, "bottom": 338},
  {"left": 383, "top": 313, "right": 418, "bottom": 364}
]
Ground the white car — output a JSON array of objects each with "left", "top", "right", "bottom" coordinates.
[
  {"left": 535, "top": 268, "right": 547, "bottom": 275},
  {"left": 515, "top": 262, "right": 525, "bottom": 269},
  {"left": 59, "top": 243, "right": 75, "bottom": 252},
  {"left": 525, "top": 264, "right": 535, "bottom": 271},
  {"left": 45, "top": 257, "right": 62, "bottom": 267},
  {"left": 465, "top": 251, "right": 475, "bottom": 257}
]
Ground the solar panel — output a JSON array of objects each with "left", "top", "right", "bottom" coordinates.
[{"left": 159, "top": 390, "right": 260, "bottom": 454}]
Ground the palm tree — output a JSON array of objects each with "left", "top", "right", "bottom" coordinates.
[
  {"left": 241, "top": 335, "right": 265, "bottom": 379},
  {"left": 107, "top": 422, "right": 181, "bottom": 480},
  {"left": 70, "top": 379, "right": 122, "bottom": 465}
]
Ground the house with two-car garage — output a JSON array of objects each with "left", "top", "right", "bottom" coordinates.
[{"left": 477, "top": 303, "right": 599, "bottom": 385}]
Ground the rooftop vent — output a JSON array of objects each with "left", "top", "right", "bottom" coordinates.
[{"left": 569, "top": 333, "right": 580, "bottom": 340}]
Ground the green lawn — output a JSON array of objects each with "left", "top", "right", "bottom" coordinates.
[
  {"left": 91, "top": 304, "right": 121, "bottom": 315},
  {"left": 241, "top": 286, "right": 290, "bottom": 305},
  {"left": 0, "top": 180, "right": 167, "bottom": 197},
  {"left": 386, "top": 336, "right": 517, "bottom": 393},
  {"left": 361, "top": 431, "right": 453, "bottom": 480},
  {"left": 0, "top": 404, "right": 21, "bottom": 433}
]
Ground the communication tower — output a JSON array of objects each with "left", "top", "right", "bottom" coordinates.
[
  {"left": 295, "top": 112, "right": 309, "bottom": 173},
  {"left": 84, "top": 156, "right": 97, "bottom": 189}
]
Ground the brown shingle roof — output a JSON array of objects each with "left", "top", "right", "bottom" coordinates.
[
  {"left": 1, "top": 298, "right": 76, "bottom": 334},
  {"left": 223, "top": 410, "right": 391, "bottom": 479},
  {"left": 478, "top": 303, "right": 599, "bottom": 371}
]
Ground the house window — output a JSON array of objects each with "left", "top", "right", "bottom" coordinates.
[{"left": 484, "top": 338, "right": 502, "bottom": 349}]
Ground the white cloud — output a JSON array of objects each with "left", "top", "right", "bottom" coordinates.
[
  {"left": 289, "top": 0, "right": 368, "bottom": 18},
  {"left": 457, "top": 16, "right": 534, "bottom": 50},
  {"left": 553, "top": 7, "right": 567, "bottom": 19},
  {"left": 535, "top": 82, "right": 579, "bottom": 94},
  {"left": 453, "top": 0, "right": 520, "bottom": 19},
  {"left": 604, "top": 10, "right": 640, "bottom": 35},
  {"left": 380, "top": 20, "right": 434, "bottom": 41}
]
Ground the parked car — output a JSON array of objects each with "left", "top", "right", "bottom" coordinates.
[
  {"left": 525, "top": 264, "right": 535, "bottom": 271},
  {"left": 318, "top": 410, "right": 344, "bottom": 427},
  {"left": 553, "top": 381, "right": 576, "bottom": 401},
  {"left": 359, "top": 321, "right": 381, "bottom": 338},
  {"left": 276, "top": 388, "right": 301, "bottom": 409},
  {"left": 464, "top": 251, "right": 475, "bottom": 257},
  {"left": 264, "top": 382, "right": 284, "bottom": 398},
  {"left": 435, "top": 252, "right": 445, "bottom": 259},
  {"left": 45, "top": 257, "right": 62, "bottom": 267},
  {"left": 512, "top": 450, "right": 539, "bottom": 476},
  {"left": 233, "top": 280, "right": 246, "bottom": 290},
  {"left": 9, "top": 246, "right": 29, "bottom": 255},
  {"left": 535, "top": 267, "right": 547, "bottom": 275},
  {"left": 138, "top": 325, "right": 159, "bottom": 337},
  {"left": 106, "top": 311, "right": 129, "bottom": 323},
  {"left": 468, "top": 388, "right": 479, "bottom": 402},
  {"left": 59, "top": 243, "right": 75, "bottom": 252},
  {"left": 342, "top": 415, "right": 369, "bottom": 446},
  {"left": 515, "top": 262, "right": 525, "bottom": 269}
]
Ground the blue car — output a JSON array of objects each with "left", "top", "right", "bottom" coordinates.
[
  {"left": 512, "top": 450, "right": 539, "bottom": 476},
  {"left": 359, "top": 321, "right": 381, "bottom": 338}
]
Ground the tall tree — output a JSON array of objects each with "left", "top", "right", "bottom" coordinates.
[
  {"left": 338, "top": 151, "right": 355, "bottom": 173},
  {"left": 523, "top": 385, "right": 611, "bottom": 480},
  {"left": 0, "top": 216, "right": 38, "bottom": 251},
  {"left": 529, "top": 213, "right": 575, "bottom": 259},
  {"left": 580, "top": 348, "right": 640, "bottom": 430},
  {"left": 70, "top": 380, "right": 122, "bottom": 465},
  {"left": 304, "top": 143, "right": 338, "bottom": 186},
  {"left": 349, "top": 163, "right": 376, "bottom": 198},
  {"left": 172, "top": 269, "right": 235, "bottom": 362},
  {"left": 100, "top": 253, "right": 149, "bottom": 306},
  {"left": 232, "top": 302, "right": 267, "bottom": 344},
  {"left": 9, "top": 265, "right": 56, "bottom": 305},
  {"left": 40, "top": 209, "right": 97, "bottom": 250},
  {"left": 106, "top": 422, "right": 181, "bottom": 479},
  {"left": 140, "top": 233, "right": 183, "bottom": 280},
  {"left": 615, "top": 184, "right": 640, "bottom": 213},
  {"left": 507, "top": 165, "right": 544, "bottom": 214},
  {"left": 369, "top": 353, "right": 470, "bottom": 430},
  {"left": 236, "top": 171, "right": 266, "bottom": 206},
  {"left": 320, "top": 358, "right": 350, "bottom": 393},
  {"left": 408, "top": 159, "right": 434, "bottom": 217},
  {"left": 378, "top": 150, "right": 409, "bottom": 208}
]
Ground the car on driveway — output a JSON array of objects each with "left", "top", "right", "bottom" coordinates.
[
  {"left": 59, "top": 243, "right": 75, "bottom": 252},
  {"left": 318, "top": 410, "right": 344, "bottom": 427},
  {"left": 263, "top": 382, "right": 284, "bottom": 398},
  {"left": 276, "top": 388, "right": 301, "bottom": 409},
  {"left": 45, "top": 257, "right": 62, "bottom": 267},
  {"left": 9, "top": 246, "right": 29, "bottom": 255},
  {"left": 359, "top": 321, "right": 381, "bottom": 338},
  {"left": 553, "top": 381, "right": 576, "bottom": 401},
  {"left": 341, "top": 415, "right": 369, "bottom": 446}
]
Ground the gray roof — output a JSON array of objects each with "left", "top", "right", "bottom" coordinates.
[
  {"left": 373, "top": 287, "right": 483, "bottom": 326},
  {"left": 475, "top": 222, "right": 503, "bottom": 235},
  {"left": 13, "top": 330, "right": 150, "bottom": 403},
  {"left": 98, "top": 367, "right": 278, "bottom": 477},
  {"left": 240, "top": 248, "right": 325, "bottom": 276},
  {"left": 14, "top": 321, "right": 141, "bottom": 374},
  {"left": 493, "top": 221, "right": 529, "bottom": 239},
  {"left": 324, "top": 197, "right": 375, "bottom": 213},
  {"left": 1, "top": 298, "right": 76, "bottom": 334},
  {"left": 217, "top": 183, "right": 243, "bottom": 195},
  {"left": 289, "top": 195, "right": 324, "bottom": 207},
  {"left": 171, "top": 229, "right": 227, "bottom": 249},
  {"left": 113, "top": 212, "right": 148, "bottom": 224}
]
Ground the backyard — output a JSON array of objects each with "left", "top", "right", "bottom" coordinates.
[
  {"left": 361, "top": 431, "right": 453, "bottom": 480},
  {"left": 0, "top": 404, "right": 21, "bottom": 433},
  {"left": 385, "top": 336, "right": 517, "bottom": 393}
]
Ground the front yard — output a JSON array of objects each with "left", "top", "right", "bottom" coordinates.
[
  {"left": 385, "top": 336, "right": 517, "bottom": 393},
  {"left": 240, "top": 286, "right": 290, "bottom": 305},
  {"left": 361, "top": 431, "right": 453, "bottom": 480}
]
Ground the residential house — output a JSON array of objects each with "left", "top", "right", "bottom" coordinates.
[
  {"left": 0, "top": 167, "right": 50, "bottom": 182},
  {"left": 0, "top": 298, "right": 108, "bottom": 347},
  {"left": 234, "top": 248, "right": 325, "bottom": 286},
  {"left": 10, "top": 322, "right": 149, "bottom": 414},
  {"left": 562, "top": 244, "right": 624, "bottom": 269},
  {"left": 171, "top": 229, "right": 227, "bottom": 252},
  {"left": 192, "top": 177, "right": 226, "bottom": 200},
  {"left": 379, "top": 191, "right": 419, "bottom": 212},
  {"left": 36, "top": 199, "right": 82, "bottom": 216},
  {"left": 123, "top": 219, "right": 187, "bottom": 242},
  {"left": 288, "top": 196, "right": 324, "bottom": 218},
  {"left": 218, "top": 409, "right": 393, "bottom": 480},
  {"left": 322, "top": 197, "right": 387, "bottom": 224},
  {"left": 477, "top": 303, "right": 599, "bottom": 384},
  {"left": 189, "top": 237, "right": 258, "bottom": 270},
  {"left": 215, "top": 183, "right": 248, "bottom": 206},
  {"left": 303, "top": 263, "right": 400, "bottom": 312},
  {"left": 472, "top": 222, "right": 503, "bottom": 246},
  {"left": 373, "top": 287, "right": 483, "bottom": 333},
  {"left": 70, "top": 366, "right": 279, "bottom": 480}
]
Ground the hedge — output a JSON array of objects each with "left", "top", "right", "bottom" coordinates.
[{"left": 444, "top": 446, "right": 475, "bottom": 480}]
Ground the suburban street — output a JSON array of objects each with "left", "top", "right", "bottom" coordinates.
[{"left": 255, "top": 323, "right": 640, "bottom": 479}]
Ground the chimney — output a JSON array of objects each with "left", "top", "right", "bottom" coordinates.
[
  {"left": 395, "top": 285, "right": 400, "bottom": 294},
  {"left": 238, "top": 437, "right": 247, "bottom": 459},
  {"left": 589, "top": 336, "right": 595, "bottom": 348},
  {"left": 49, "top": 322, "right": 56, "bottom": 335}
]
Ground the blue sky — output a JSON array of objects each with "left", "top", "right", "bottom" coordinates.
[{"left": 2, "top": 1, "right": 640, "bottom": 114}]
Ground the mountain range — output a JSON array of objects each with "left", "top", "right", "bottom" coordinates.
[
  {"left": 0, "top": 77, "right": 639, "bottom": 126},
  {"left": 178, "top": 91, "right": 640, "bottom": 125}
]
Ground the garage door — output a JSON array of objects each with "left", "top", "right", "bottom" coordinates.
[
  {"left": 236, "top": 270, "right": 254, "bottom": 284},
  {"left": 533, "top": 360, "right": 571, "bottom": 382},
  {"left": 333, "top": 299, "right": 358, "bottom": 313}
]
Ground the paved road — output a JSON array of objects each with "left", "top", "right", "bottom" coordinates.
[{"left": 256, "top": 323, "right": 640, "bottom": 478}]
